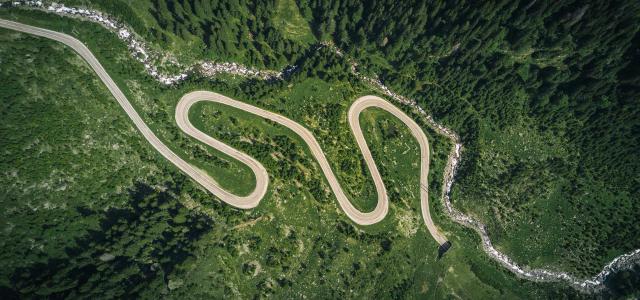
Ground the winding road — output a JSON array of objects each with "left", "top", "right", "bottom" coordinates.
[
  {"left": 0, "top": 19, "right": 448, "bottom": 246},
  {"left": 178, "top": 92, "right": 447, "bottom": 244},
  {"left": 5, "top": 13, "right": 640, "bottom": 291}
]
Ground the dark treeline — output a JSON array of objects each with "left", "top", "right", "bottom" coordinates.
[
  {"left": 63, "top": 0, "right": 310, "bottom": 67},
  {"left": 297, "top": 0, "right": 640, "bottom": 276},
  {"left": 5, "top": 178, "right": 213, "bottom": 299},
  {"left": 4, "top": 0, "right": 639, "bottom": 296},
  {"left": 149, "top": 0, "right": 306, "bottom": 67},
  {"left": 299, "top": 0, "right": 639, "bottom": 193}
]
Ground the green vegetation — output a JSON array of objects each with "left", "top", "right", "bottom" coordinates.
[
  {"left": 1, "top": 0, "right": 639, "bottom": 298},
  {"left": 0, "top": 9, "right": 581, "bottom": 298},
  {"left": 299, "top": 0, "right": 640, "bottom": 276},
  {"left": 61, "top": 0, "right": 316, "bottom": 68},
  {"left": 42, "top": 0, "right": 640, "bottom": 275},
  {"left": 0, "top": 27, "right": 213, "bottom": 298}
]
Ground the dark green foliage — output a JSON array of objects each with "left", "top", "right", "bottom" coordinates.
[
  {"left": 147, "top": 0, "right": 306, "bottom": 67},
  {"left": 8, "top": 181, "right": 212, "bottom": 298},
  {"left": 298, "top": 0, "right": 640, "bottom": 274},
  {"left": 58, "top": 0, "right": 314, "bottom": 68},
  {"left": 2, "top": 0, "right": 640, "bottom": 297},
  {"left": 0, "top": 30, "right": 213, "bottom": 298},
  {"left": 603, "top": 263, "right": 640, "bottom": 299}
]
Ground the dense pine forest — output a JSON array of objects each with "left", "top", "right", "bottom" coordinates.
[
  {"left": 1, "top": 0, "right": 639, "bottom": 298},
  {"left": 92, "top": 0, "right": 640, "bottom": 276},
  {"left": 59, "top": 0, "right": 314, "bottom": 68},
  {"left": 303, "top": 0, "right": 639, "bottom": 193},
  {"left": 299, "top": 0, "right": 640, "bottom": 274}
]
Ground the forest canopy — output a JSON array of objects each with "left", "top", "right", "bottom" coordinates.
[{"left": 1, "top": 0, "right": 639, "bottom": 298}]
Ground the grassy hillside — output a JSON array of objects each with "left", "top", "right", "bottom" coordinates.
[
  {"left": 39, "top": 0, "right": 639, "bottom": 276},
  {"left": 0, "top": 8, "right": 587, "bottom": 299},
  {"left": 298, "top": 0, "right": 640, "bottom": 276},
  {"left": 1, "top": 0, "right": 640, "bottom": 298},
  {"left": 0, "top": 27, "right": 214, "bottom": 298}
]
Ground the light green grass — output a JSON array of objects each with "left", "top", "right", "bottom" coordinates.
[{"left": 273, "top": 0, "right": 316, "bottom": 44}]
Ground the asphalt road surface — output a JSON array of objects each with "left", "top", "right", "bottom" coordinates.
[{"left": 0, "top": 19, "right": 448, "bottom": 246}]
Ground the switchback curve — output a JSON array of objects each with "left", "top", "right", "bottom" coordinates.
[
  {"left": 176, "top": 92, "right": 448, "bottom": 245},
  {"left": 0, "top": 19, "right": 447, "bottom": 246},
  {"left": 4, "top": 12, "right": 640, "bottom": 291}
]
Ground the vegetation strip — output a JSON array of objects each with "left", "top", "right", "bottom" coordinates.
[{"left": 1, "top": 2, "right": 639, "bottom": 292}]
